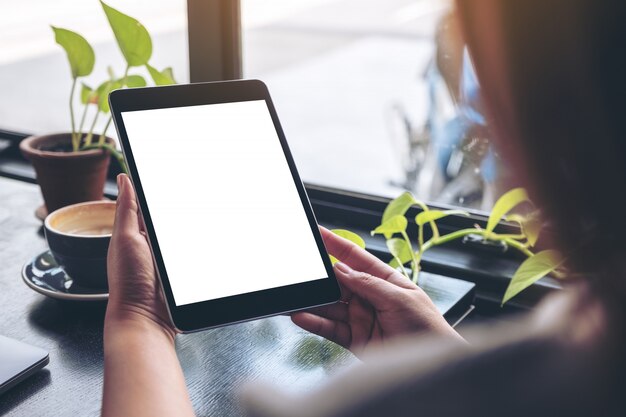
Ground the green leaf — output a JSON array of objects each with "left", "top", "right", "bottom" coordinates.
[
  {"left": 382, "top": 192, "right": 419, "bottom": 223},
  {"left": 371, "top": 215, "right": 408, "bottom": 239},
  {"left": 523, "top": 215, "right": 542, "bottom": 247},
  {"left": 329, "top": 229, "right": 365, "bottom": 265},
  {"left": 415, "top": 209, "right": 469, "bottom": 227},
  {"left": 389, "top": 257, "right": 402, "bottom": 269},
  {"left": 486, "top": 188, "right": 529, "bottom": 233},
  {"left": 387, "top": 238, "right": 413, "bottom": 267},
  {"left": 507, "top": 212, "right": 543, "bottom": 247},
  {"left": 331, "top": 229, "right": 365, "bottom": 248},
  {"left": 123, "top": 74, "right": 147, "bottom": 88},
  {"left": 80, "top": 83, "right": 96, "bottom": 104},
  {"left": 101, "top": 1, "right": 152, "bottom": 67},
  {"left": 162, "top": 67, "right": 176, "bottom": 81},
  {"left": 146, "top": 64, "right": 176, "bottom": 86},
  {"left": 51, "top": 26, "right": 95, "bottom": 78},
  {"left": 96, "top": 79, "right": 123, "bottom": 113},
  {"left": 502, "top": 250, "right": 564, "bottom": 305}
]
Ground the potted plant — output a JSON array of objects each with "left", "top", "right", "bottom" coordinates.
[
  {"left": 20, "top": 1, "right": 176, "bottom": 215},
  {"left": 330, "top": 188, "right": 566, "bottom": 305}
]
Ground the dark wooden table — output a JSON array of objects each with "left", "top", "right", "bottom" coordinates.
[{"left": 0, "top": 176, "right": 472, "bottom": 416}]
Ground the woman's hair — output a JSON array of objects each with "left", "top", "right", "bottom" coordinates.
[{"left": 456, "top": 1, "right": 626, "bottom": 303}]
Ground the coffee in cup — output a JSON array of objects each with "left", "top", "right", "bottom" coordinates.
[{"left": 44, "top": 201, "right": 116, "bottom": 289}]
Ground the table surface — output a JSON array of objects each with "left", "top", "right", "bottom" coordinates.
[{"left": 0, "top": 176, "right": 471, "bottom": 416}]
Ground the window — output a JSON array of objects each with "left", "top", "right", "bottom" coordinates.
[
  {"left": 0, "top": 0, "right": 189, "bottom": 135},
  {"left": 1, "top": 0, "right": 510, "bottom": 212},
  {"left": 241, "top": 0, "right": 510, "bottom": 211},
  {"left": 0, "top": 0, "right": 555, "bottom": 313},
  {"left": 238, "top": 0, "right": 556, "bottom": 313}
]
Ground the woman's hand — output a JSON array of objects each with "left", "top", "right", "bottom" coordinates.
[
  {"left": 102, "top": 174, "right": 194, "bottom": 417},
  {"left": 292, "top": 228, "right": 465, "bottom": 357},
  {"left": 105, "top": 174, "right": 175, "bottom": 342}
]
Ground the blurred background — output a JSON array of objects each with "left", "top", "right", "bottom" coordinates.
[{"left": 0, "top": 0, "right": 511, "bottom": 210}]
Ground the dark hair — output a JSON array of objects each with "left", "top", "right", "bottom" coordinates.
[{"left": 456, "top": 1, "right": 626, "bottom": 305}]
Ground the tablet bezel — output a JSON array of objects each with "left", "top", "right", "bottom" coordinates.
[{"left": 109, "top": 79, "right": 341, "bottom": 332}]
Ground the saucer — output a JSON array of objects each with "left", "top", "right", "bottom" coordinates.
[
  {"left": 22, "top": 250, "right": 108, "bottom": 301},
  {"left": 35, "top": 204, "right": 48, "bottom": 221}
]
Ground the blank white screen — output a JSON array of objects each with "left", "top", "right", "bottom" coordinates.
[{"left": 121, "top": 100, "right": 328, "bottom": 306}]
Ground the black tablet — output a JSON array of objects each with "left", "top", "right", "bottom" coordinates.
[{"left": 109, "top": 79, "right": 340, "bottom": 332}]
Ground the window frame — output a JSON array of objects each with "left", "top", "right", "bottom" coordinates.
[
  {"left": 187, "top": 0, "right": 242, "bottom": 82},
  {"left": 0, "top": 0, "right": 559, "bottom": 317}
]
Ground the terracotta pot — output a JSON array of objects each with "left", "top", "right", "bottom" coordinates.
[{"left": 20, "top": 133, "right": 114, "bottom": 213}]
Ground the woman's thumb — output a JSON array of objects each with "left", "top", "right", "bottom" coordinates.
[{"left": 113, "top": 174, "right": 140, "bottom": 233}]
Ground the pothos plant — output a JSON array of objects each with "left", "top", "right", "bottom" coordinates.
[
  {"left": 330, "top": 188, "right": 566, "bottom": 305},
  {"left": 51, "top": 1, "right": 177, "bottom": 173}
]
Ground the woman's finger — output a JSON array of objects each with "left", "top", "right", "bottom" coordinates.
[
  {"left": 320, "top": 227, "right": 412, "bottom": 288},
  {"left": 291, "top": 312, "right": 351, "bottom": 348},
  {"left": 334, "top": 262, "right": 402, "bottom": 311}
]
